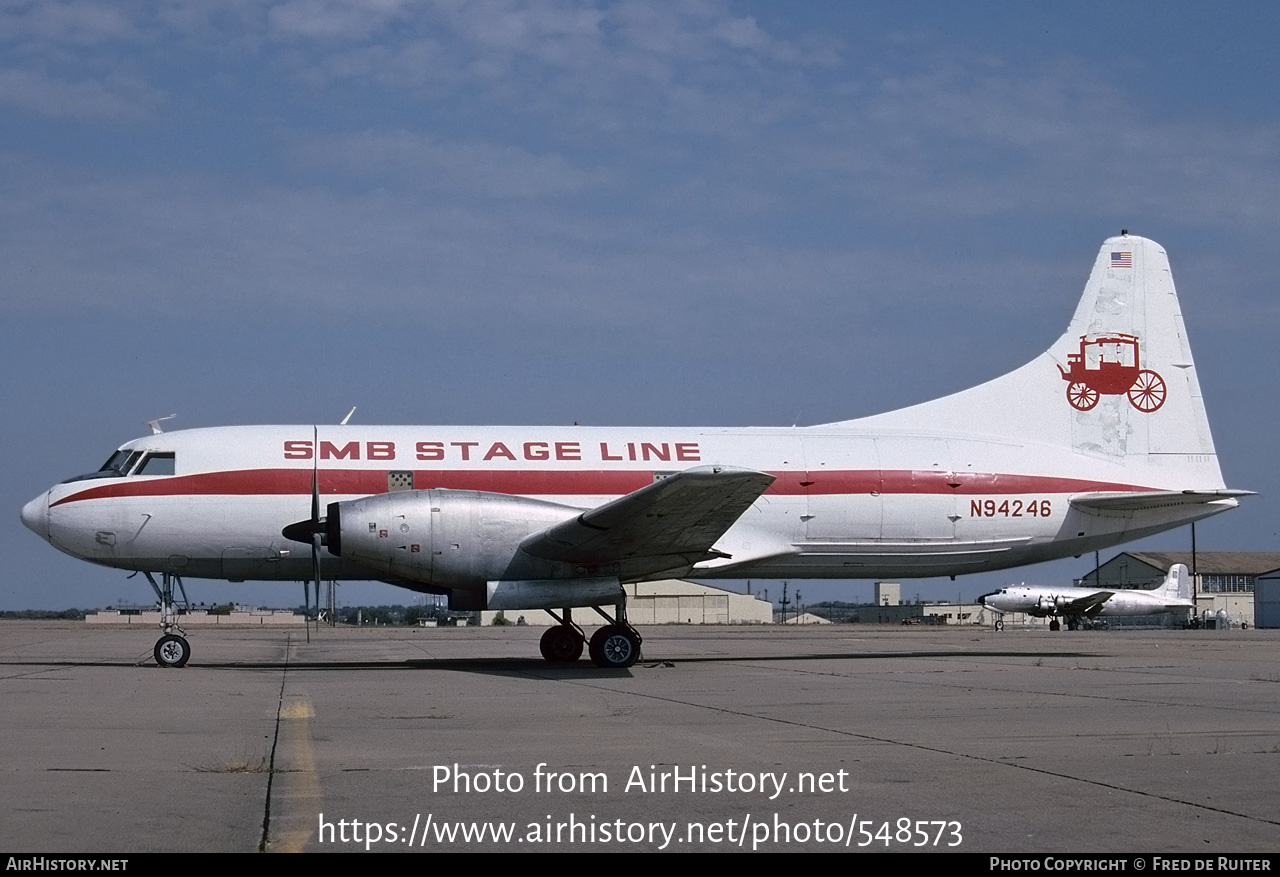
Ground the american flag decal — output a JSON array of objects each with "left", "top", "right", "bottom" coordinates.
[{"left": 1111, "top": 251, "right": 1133, "bottom": 268}]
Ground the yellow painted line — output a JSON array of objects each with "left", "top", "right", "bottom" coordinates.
[
  {"left": 280, "top": 700, "right": 315, "bottom": 720},
  {"left": 270, "top": 696, "right": 322, "bottom": 853}
]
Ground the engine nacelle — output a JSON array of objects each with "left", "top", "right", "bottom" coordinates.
[{"left": 326, "top": 489, "right": 579, "bottom": 590}]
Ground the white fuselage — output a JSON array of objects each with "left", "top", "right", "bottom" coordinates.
[{"left": 21, "top": 422, "right": 1232, "bottom": 588}]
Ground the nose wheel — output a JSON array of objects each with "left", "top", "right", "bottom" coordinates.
[{"left": 154, "top": 633, "right": 191, "bottom": 668}]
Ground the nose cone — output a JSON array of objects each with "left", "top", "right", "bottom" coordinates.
[{"left": 21, "top": 492, "right": 50, "bottom": 541}]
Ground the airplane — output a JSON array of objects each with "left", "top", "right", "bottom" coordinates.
[
  {"left": 20, "top": 233, "right": 1249, "bottom": 669},
  {"left": 979, "top": 563, "right": 1197, "bottom": 631}
]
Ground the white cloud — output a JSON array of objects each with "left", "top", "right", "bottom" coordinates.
[
  {"left": 267, "top": 0, "right": 411, "bottom": 42},
  {"left": 0, "top": 0, "right": 140, "bottom": 45},
  {"left": 0, "top": 66, "right": 162, "bottom": 119},
  {"left": 293, "top": 130, "right": 612, "bottom": 198}
]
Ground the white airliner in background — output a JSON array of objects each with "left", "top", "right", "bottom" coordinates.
[
  {"left": 980, "top": 563, "right": 1196, "bottom": 631},
  {"left": 21, "top": 234, "right": 1248, "bottom": 668}
]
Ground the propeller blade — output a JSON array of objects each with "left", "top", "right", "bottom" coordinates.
[{"left": 311, "top": 426, "right": 321, "bottom": 638}]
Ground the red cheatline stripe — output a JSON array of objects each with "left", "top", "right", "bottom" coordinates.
[{"left": 50, "top": 468, "right": 1157, "bottom": 507}]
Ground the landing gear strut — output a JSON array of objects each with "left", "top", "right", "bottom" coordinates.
[{"left": 144, "top": 571, "right": 190, "bottom": 668}]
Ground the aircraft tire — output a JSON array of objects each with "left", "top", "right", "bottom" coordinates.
[
  {"left": 591, "top": 626, "right": 639, "bottom": 669},
  {"left": 1049, "top": 619, "right": 1061, "bottom": 632},
  {"left": 994, "top": 619, "right": 1004, "bottom": 631},
  {"left": 588, "top": 626, "right": 618, "bottom": 665},
  {"left": 539, "top": 626, "right": 582, "bottom": 663},
  {"left": 154, "top": 634, "right": 191, "bottom": 668}
]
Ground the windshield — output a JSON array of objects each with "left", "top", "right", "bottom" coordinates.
[
  {"left": 61, "top": 449, "right": 144, "bottom": 484},
  {"left": 100, "top": 450, "right": 137, "bottom": 474}
]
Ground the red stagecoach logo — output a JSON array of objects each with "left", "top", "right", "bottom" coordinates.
[{"left": 1057, "top": 334, "right": 1166, "bottom": 412}]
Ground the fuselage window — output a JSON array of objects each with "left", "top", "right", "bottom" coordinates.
[{"left": 134, "top": 453, "right": 176, "bottom": 476}]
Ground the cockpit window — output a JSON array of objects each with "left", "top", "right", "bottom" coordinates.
[
  {"left": 62, "top": 449, "right": 146, "bottom": 483},
  {"left": 134, "top": 453, "right": 176, "bottom": 476},
  {"left": 100, "top": 450, "right": 141, "bottom": 475}
]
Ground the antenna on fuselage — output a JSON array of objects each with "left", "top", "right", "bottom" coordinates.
[
  {"left": 145, "top": 414, "right": 177, "bottom": 435},
  {"left": 340, "top": 407, "right": 356, "bottom": 426}
]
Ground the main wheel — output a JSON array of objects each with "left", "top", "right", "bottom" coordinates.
[
  {"left": 1067, "top": 382, "right": 1099, "bottom": 411},
  {"left": 1128, "top": 370, "right": 1166, "bottom": 412},
  {"left": 590, "top": 626, "right": 640, "bottom": 669},
  {"left": 1048, "top": 619, "right": 1061, "bottom": 632},
  {"left": 588, "top": 626, "right": 614, "bottom": 665},
  {"left": 154, "top": 634, "right": 190, "bottom": 668},
  {"left": 994, "top": 619, "right": 1005, "bottom": 632},
  {"left": 539, "top": 626, "right": 582, "bottom": 663}
]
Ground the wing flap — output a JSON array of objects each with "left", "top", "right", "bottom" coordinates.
[{"left": 521, "top": 465, "right": 775, "bottom": 565}]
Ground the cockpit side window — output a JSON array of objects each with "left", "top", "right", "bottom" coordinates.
[{"left": 134, "top": 453, "right": 176, "bottom": 476}]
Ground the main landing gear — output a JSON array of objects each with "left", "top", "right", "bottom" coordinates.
[
  {"left": 539, "top": 605, "right": 643, "bottom": 669},
  {"left": 144, "top": 571, "right": 190, "bottom": 668}
]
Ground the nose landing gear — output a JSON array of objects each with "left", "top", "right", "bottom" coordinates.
[{"left": 143, "top": 571, "right": 191, "bottom": 668}]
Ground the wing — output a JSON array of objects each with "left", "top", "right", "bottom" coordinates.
[
  {"left": 1059, "top": 591, "right": 1114, "bottom": 616},
  {"left": 519, "top": 465, "right": 775, "bottom": 577}
]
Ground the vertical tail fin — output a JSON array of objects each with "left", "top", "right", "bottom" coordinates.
[
  {"left": 1156, "top": 564, "right": 1192, "bottom": 600},
  {"left": 838, "top": 234, "right": 1226, "bottom": 490}
]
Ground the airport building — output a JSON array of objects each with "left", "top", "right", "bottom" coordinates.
[{"left": 480, "top": 581, "right": 773, "bottom": 626}]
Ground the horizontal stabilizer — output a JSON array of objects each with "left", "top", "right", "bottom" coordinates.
[
  {"left": 521, "top": 465, "right": 774, "bottom": 565},
  {"left": 1070, "top": 489, "right": 1254, "bottom": 512}
]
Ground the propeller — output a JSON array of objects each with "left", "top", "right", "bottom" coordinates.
[
  {"left": 310, "top": 461, "right": 322, "bottom": 639},
  {"left": 282, "top": 427, "right": 325, "bottom": 642}
]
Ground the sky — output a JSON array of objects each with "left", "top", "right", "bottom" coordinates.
[{"left": 2, "top": 1, "right": 1277, "bottom": 611}]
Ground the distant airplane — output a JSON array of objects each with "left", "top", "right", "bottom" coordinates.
[
  {"left": 980, "top": 563, "right": 1197, "bottom": 630},
  {"left": 21, "top": 234, "right": 1248, "bottom": 668}
]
